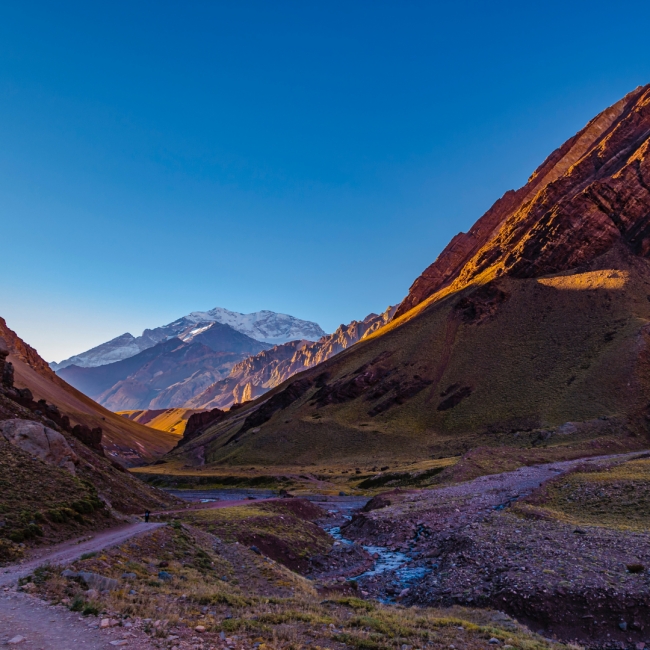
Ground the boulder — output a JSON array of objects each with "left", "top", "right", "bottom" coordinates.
[
  {"left": 61, "top": 569, "right": 119, "bottom": 592},
  {"left": 0, "top": 419, "right": 78, "bottom": 474}
]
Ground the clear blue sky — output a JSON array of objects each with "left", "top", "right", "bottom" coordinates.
[{"left": 2, "top": 1, "right": 649, "bottom": 362}]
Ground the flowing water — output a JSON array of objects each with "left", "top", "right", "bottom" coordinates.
[
  {"left": 305, "top": 495, "right": 431, "bottom": 597},
  {"left": 326, "top": 521, "right": 430, "bottom": 591},
  {"left": 168, "top": 489, "right": 430, "bottom": 598},
  {"left": 165, "top": 488, "right": 278, "bottom": 502}
]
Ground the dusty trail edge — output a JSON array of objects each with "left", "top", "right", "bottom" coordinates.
[{"left": 0, "top": 522, "right": 164, "bottom": 588}]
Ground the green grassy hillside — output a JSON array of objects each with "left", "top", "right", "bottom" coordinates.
[{"left": 161, "top": 246, "right": 649, "bottom": 472}]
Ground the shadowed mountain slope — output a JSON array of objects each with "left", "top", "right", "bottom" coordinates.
[
  {"left": 166, "top": 84, "right": 650, "bottom": 469},
  {"left": 0, "top": 317, "right": 178, "bottom": 464},
  {"left": 186, "top": 307, "right": 396, "bottom": 410},
  {"left": 58, "top": 324, "right": 269, "bottom": 412}
]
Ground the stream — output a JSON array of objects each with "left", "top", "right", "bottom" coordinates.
[
  {"left": 327, "top": 523, "right": 430, "bottom": 585},
  {"left": 167, "top": 489, "right": 431, "bottom": 599},
  {"left": 304, "top": 495, "right": 431, "bottom": 599}
]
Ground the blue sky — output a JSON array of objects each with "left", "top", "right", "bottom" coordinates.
[{"left": 2, "top": 1, "right": 650, "bottom": 362}]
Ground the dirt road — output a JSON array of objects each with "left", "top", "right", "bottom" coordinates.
[
  {"left": 0, "top": 523, "right": 165, "bottom": 648},
  {"left": 0, "top": 591, "right": 157, "bottom": 649},
  {"left": 0, "top": 522, "right": 163, "bottom": 588}
]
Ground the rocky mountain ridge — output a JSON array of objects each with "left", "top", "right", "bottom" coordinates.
[
  {"left": 395, "top": 84, "right": 650, "bottom": 318},
  {"left": 57, "top": 323, "right": 269, "bottom": 412},
  {"left": 0, "top": 317, "right": 178, "bottom": 465},
  {"left": 186, "top": 306, "right": 396, "bottom": 409},
  {"left": 52, "top": 307, "right": 326, "bottom": 370}
]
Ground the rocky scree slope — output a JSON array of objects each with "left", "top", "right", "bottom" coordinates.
[
  {"left": 0, "top": 317, "right": 178, "bottom": 465},
  {"left": 185, "top": 306, "right": 396, "bottom": 410},
  {"left": 58, "top": 323, "right": 269, "bottom": 412},
  {"left": 52, "top": 307, "right": 326, "bottom": 370},
  {"left": 167, "top": 84, "right": 650, "bottom": 469}
]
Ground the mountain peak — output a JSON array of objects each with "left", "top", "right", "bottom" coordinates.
[{"left": 51, "top": 307, "right": 327, "bottom": 370}]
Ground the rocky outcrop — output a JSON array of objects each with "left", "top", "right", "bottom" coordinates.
[
  {"left": 61, "top": 570, "right": 119, "bottom": 592},
  {"left": 0, "top": 318, "right": 58, "bottom": 381},
  {"left": 0, "top": 337, "right": 10, "bottom": 387},
  {"left": 395, "top": 84, "right": 650, "bottom": 318},
  {"left": 71, "top": 424, "right": 104, "bottom": 454},
  {"left": 177, "top": 407, "right": 226, "bottom": 447},
  {"left": 188, "top": 307, "right": 396, "bottom": 410},
  {"left": 0, "top": 419, "right": 79, "bottom": 474}
]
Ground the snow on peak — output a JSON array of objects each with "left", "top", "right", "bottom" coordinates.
[
  {"left": 51, "top": 307, "right": 327, "bottom": 370},
  {"left": 184, "top": 307, "right": 327, "bottom": 345}
]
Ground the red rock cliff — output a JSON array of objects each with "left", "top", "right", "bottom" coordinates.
[{"left": 395, "top": 84, "right": 650, "bottom": 318}]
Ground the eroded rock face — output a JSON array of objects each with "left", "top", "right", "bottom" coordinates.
[
  {"left": 0, "top": 419, "right": 79, "bottom": 474},
  {"left": 177, "top": 407, "right": 226, "bottom": 447},
  {"left": 0, "top": 336, "right": 8, "bottom": 387},
  {"left": 395, "top": 84, "right": 650, "bottom": 318},
  {"left": 187, "top": 306, "right": 397, "bottom": 410}
]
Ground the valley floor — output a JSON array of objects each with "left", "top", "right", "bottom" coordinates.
[{"left": 3, "top": 450, "right": 650, "bottom": 649}]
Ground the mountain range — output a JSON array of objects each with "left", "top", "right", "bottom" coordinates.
[
  {"left": 58, "top": 322, "right": 269, "bottom": 411},
  {"left": 51, "top": 307, "right": 326, "bottom": 370},
  {"left": 165, "top": 83, "right": 650, "bottom": 469},
  {"left": 57, "top": 307, "right": 395, "bottom": 413},
  {"left": 185, "top": 306, "right": 396, "bottom": 409}
]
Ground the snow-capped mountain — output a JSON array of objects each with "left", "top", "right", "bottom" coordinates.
[
  {"left": 178, "top": 308, "right": 326, "bottom": 345},
  {"left": 51, "top": 308, "right": 327, "bottom": 370}
]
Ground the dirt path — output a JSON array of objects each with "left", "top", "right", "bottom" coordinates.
[
  {"left": 0, "top": 524, "right": 165, "bottom": 648},
  {"left": 0, "top": 591, "right": 156, "bottom": 649},
  {"left": 0, "top": 523, "right": 163, "bottom": 588}
]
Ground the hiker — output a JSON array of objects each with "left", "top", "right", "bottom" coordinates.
[{"left": 144, "top": 510, "right": 150, "bottom": 523}]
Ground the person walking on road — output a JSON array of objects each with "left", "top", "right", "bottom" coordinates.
[{"left": 144, "top": 510, "right": 150, "bottom": 523}]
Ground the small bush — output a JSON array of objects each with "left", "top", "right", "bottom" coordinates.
[
  {"left": 0, "top": 538, "right": 24, "bottom": 562},
  {"left": 83, "top": 603, "right": 100, "bottom": 616},
  {"left": 33, "top": 565, "right": 53, "bottom": 584},
  {"left": 72, "top": 500, "right": 96, "bottom": 514},
  {"left": 24, "top": 523, "right": 44, "bottom": 538},
  {"left": 47, "top": 509, "right": 65, "bottom": 523},
  {"left": 334, "top": 597, "right": 376, "bottom": 611},
  {"left": 193, "top": 549, "right": 213, "bottom": 571},
  {"left": 70, "top": 596, "right": 85, "bottom": 612}
]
